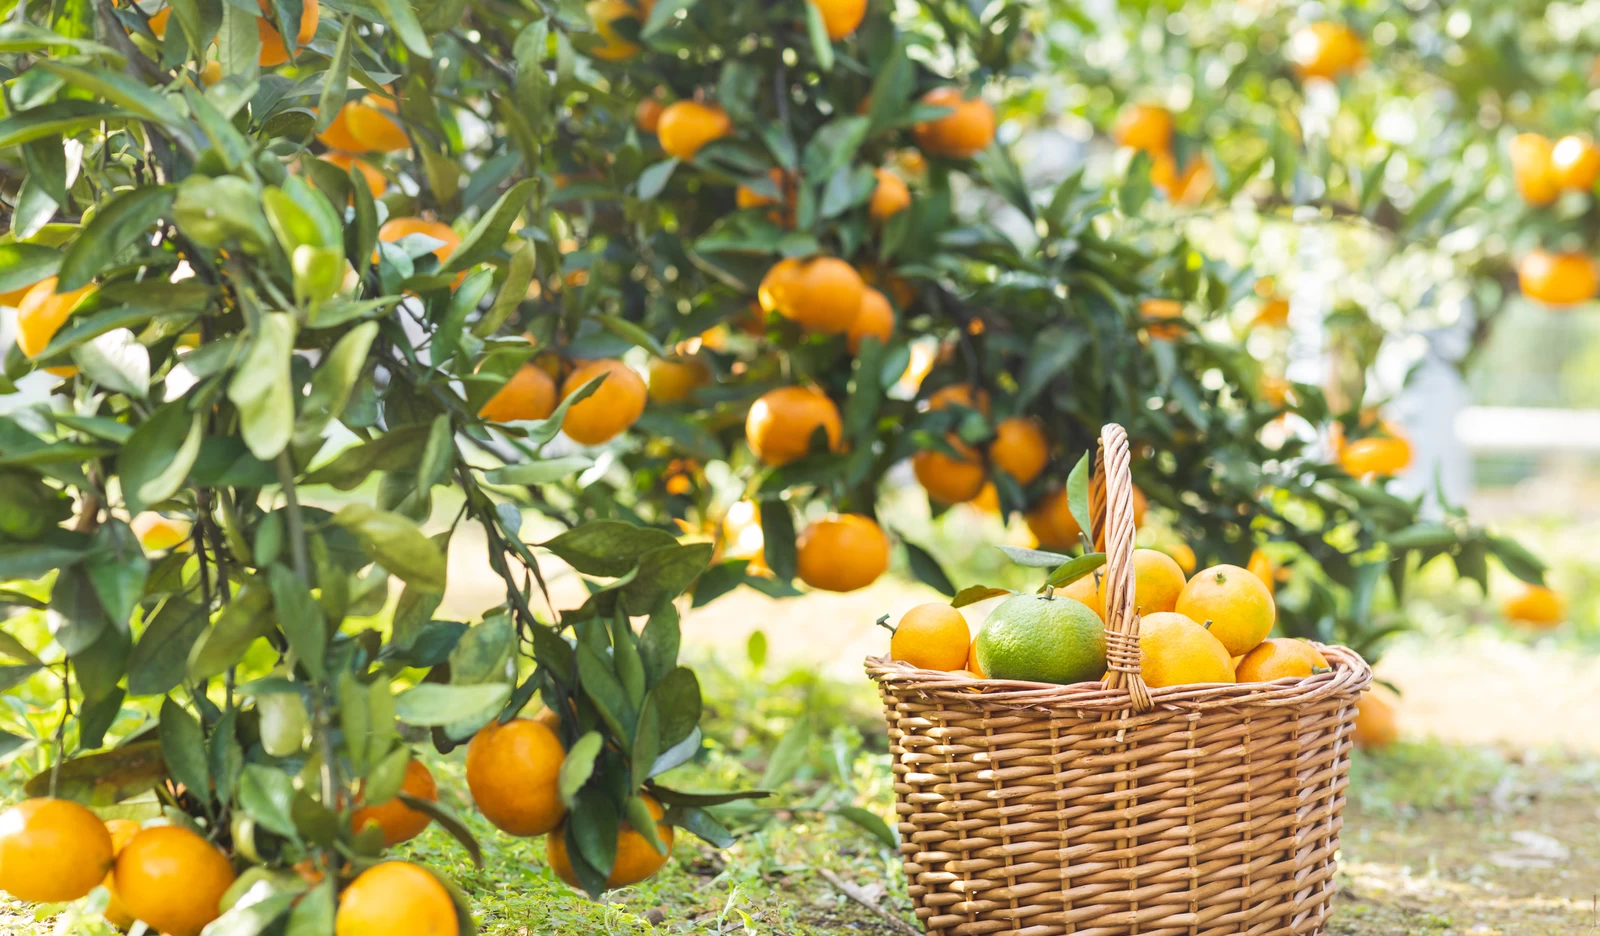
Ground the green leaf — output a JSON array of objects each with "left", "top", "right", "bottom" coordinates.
[
  {"left": 84, "top": 519, "right": 149, "bottom": 626},
  {"left": 1067, "top": 453, "right": 1092, "bottom": 541},
  {"left": 759, "top": 719, "right": 810, "bottom": 789},
  {"left": 1043, "top": 553, "right": 1106, "bottom": 589},
  {"left": 620, "top": 543, "right": 714, "bottom": 615},
  {"left": 71, "top": 328, "right": 149, "bottom": 398},
  {"left": 758, "top": 497, "right": 796, "bottom": 581},
  {"left": 832, "top": 805, "right": 898, "bottom": 852},
  {"left": 22, "top": 741, "right": 167, "bottom": 804},
  {"left": 1383, "top": 522, "right": 1456, "bottom": 550},
  {"left": 0, "top": 243, "right": 62, "bottom": 295},
  {"left": 394, "top": 683, "right": 512, "bottom": 726},
  {"left": 0, "top": 101, "right": 130, "bottom": 149},
  {"left": 371, "top": 0, "right": 432, "bottom": 56},
  {"left": 303, "top": 425, "right": 431, "bottom": 490},
  {"left": 1489, "top": 535, "right": 1546, "bottom": 586},
  {"left": 472, "top": 241, "right": 536, "bottom": 338},
  {"left": 119, "top": 401, "right": 204, "bottom": 514},
  {"left": 127, "top": 600, "right": 209, "bottom": 696},
  {"left": 997, "top": 544, "right": 1072, "bottom": 568},
  {"left": 293, "top": 321, "right": 378, "bottom": 446},
  {"left": 902, "top": 539, "right": 955, "bottom": 597},
  {"left": 558, "top": 731, "right": 603, "bottom": 805},
  {"left": 188, "top": 577, "right": 273, "bottom": 682},
  {"left": 228, "top": 312, "right": 296, "bottom": 461},
  {"left": 593, "top": 313, "right": 668, "bottom": 358},
  {"left": 577, "top": 642, "right": 634, "bottom": 741},
  {"left": 331, "top": 503, "right": 448, "bottom": 592},
  {"left": 636, "top": 159, "right": 678, "bottom": 200},
  {"left": 158, "top": 697, "right": 210, "bottom": 804},
  {"left": 238, "top": 763, "right": 299, "bottom": 839},
  {"left": 538, "top": 521, "right": 681, "bottom": 577},
  {"left": 285, "top": 881, "right": 334, "bottom": 936},
  {"left": 481, "top": 456, "right": 595, "bottom": 485},
  {"left": 268, "top": 564, "right": 326, "bottom": 681},
  {"left": 624, "top": 791, "right": 665, "bottom": 856},
  {"left": 663, "top": 804, "right": 733, "bottom": 848},
  {"left": 316, "top": 21, "right": 353, "bottom": 132},
  {"left": 803, "top": 0, "right": 833, "bottom": 71},
  {"left": 397, "top": 793, "right": 484, "bottom": 869},
  {"left": 640, "top": 0, "right": 695, "bottom": 35},
  {"left": 951, "top": 585, "right": 1012, "bottom": 608},
  {"left": 0, "top": 664, "right": 42, "bottom": 693},
  {"left": 439, "top": 179, "right": 537, "bottom": 274},
  {"left": 645, "top": 666, "right": 700, "bottom": 750},
  {"left": 518, "top": 371, "right": 606, "bottom": 449},
  {"left": 36, "top": 61, "right": 185, "bottom": 129}
]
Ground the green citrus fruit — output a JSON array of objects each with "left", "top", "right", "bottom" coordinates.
[{"left": 974, "top": 593, "right": 1107, "bottom": 685}]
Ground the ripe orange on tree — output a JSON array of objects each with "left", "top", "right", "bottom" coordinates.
[
  {"left": 1353, "top": 690, "right": 1398, "bottom": 749},
  {"left": 745, "top": 385, "right": 843, "bottom": 465},
  {"left": 17, "top": 277, "right": 94, "bottom": 376},
  {"left": 561, "top": 359, "right": 647, "bottom": 445},
  {"left": 319, "top": 151, "right": 387, "bottom": 197},
  {"left": 807, "top": 0, "right": 865, "bottom": 41},
  {"left": 113, "top": 825, "right": 237, "bottom": 936},
  {"left": 1551, "top": 135, "right": 1600, "bottom": 191},
  {"left": 736, "top": 167, "right": 791, "bottom": 217},
  {"left": 796, "top": 514, "right": 889, "bottom": 592},
  {"left": 465, "top": 717, "right": 566, "bottom": 836},
  {"left": 635, "top": 96, "right": 666, "bottom": 133},
  {"left": 989, "top": 417, "right": 1048, "bottom": 484},
  {"left": 546, "top": 795, "right": 673, "bottom": 890},
  {"left": 335, "top": 861, "right": 458, "bottom": 936},
  {"left": 925, "top": 381, "right": 990, "bottom": 415},
  {"left": 656, "top": 101, "right": 731, "bottom": 159},
  {"left": 868, "top": 168, "right": 911, "bottom": 221},
  {"left": 586, "top": 0, "right": 647, "bottom": 60},
  {"left": 647, "top": 355, "right": 710, "bottom": 403},
  {"left": 350, "top": 757, "right": 438, "bottom": 846},
  {"left": 913, "top": 436, "right": 987, "bottom": 504},
  {"left": 378, "top": 217, "right": 460, "bottom": 264},
  {"left": 256, "top": 0, "right": 318, "bottom": 66},
  {"left": 1025, "top": 488, "right": 1082, "bottom": 551},
  {"left": 0, "top": 275, "right": 42, "bottom": 307},
  {"left": 1234, "top": 638, "right": 1329, "bottom": 682},
  {"left": 479, "top": 363, "right": 558, "bottom": 422},
  {"left": 1518, "top": 248, "right": 1598, "bottom": 305},
  {"left": 1246, "top": 548, "right": 1276, "bottom": 597},
  {"left": 768, "top": 256, "right": 864, "bottom": 334},
  {"left": 0, "top": 797, "right": 113, "bottom": 903},
  {"left": 131, "top": 512, "right": 192, "bottom": 551},
  {"left": 1339, "top": 434, "right": 1411, "bottom": 477},
  {"left": 846, "top": 287, "right": 894, "bottom": 354},
  {"left": 318, "top": 96, "right": 407, "bottom": 153},
  {"left": 1174, "top": 563, "right": 1276, "bottom": 656},
  {"left": 886, "top": 602, "right": 970, "bottom": 671},
  {"left": 1508, "top": 132, "right": 1559, "bottom": 205},
  {"left": 1112, "top": 103, "right": 1173, "bottom": 153},
  {"left": 100, "top": 818, "right": 141, "bottom": 929},
  {"left": 1140, "top": 297, "right": 1184, "bottom": 339},
  {"left": 1137, "top": 612, "right": 1235, "bottom": 688},
  {"left": 913, "top": 88, "right": 996, "bottom": 159},
  {"left": 1150, "top": 151, "right": 1212, "bottom": 204},
  {"left": 1501, "top": 582, "right": 1565, "bottom": 628},
  {"left": 1289, "top": 21, "right": 1364, "bottom": 80}
]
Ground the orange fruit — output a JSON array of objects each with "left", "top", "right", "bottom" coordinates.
[
  {"left": 479, "top": 364, "right": 558, "bottom": 422},
  {"left": 560, "top": 359, "right": 647, "bottom": 445},
  {"left": 925, "top": 382, "right": 990, "bottom": 415},
  {"left": 1149, "top": 152, "right": 1212, "bottom": 204},
  {"left": 846, "top": 287, "right": 894, "bottom": 354},
  {"left": 719, "top": 500, "right": 768, "bottom": 571},
  {"left": 316, "top": 102, "right": 368, "bottom": 152},
  {"left": 1132, "top": 485, "right": 1148, "bottom": 527},
  {"left": 868, "top": 168, "right": 911, "bottom": 222},
  {"left": 1071, "top": 548, "right": 1187, "bottom": 619},
  {"left": 1111, "top": 103, "right": 1172, "bottom": 153},
  {"left": 0, "top": 798, "right": 113, "bottom": 903},
  {"left": 1060, "top": 571, "right": 1100, "bottom": 618},
  {"left": 1233, "top": 638, "right": 1329, "bottom": 682},
  {"left": 772, "top": 257, "right": 864, "bottom": 334},
  {"left": 1501, "top": 582, "right": 1565, "bottom": 629},
  {"left": 0, "top": 277, "right": 43, "bottom": 307},
  {"left": 647, "top": 355, "right": 710, "bottom": 403},
  {"left": 546, "top": 795, "right": 673, "bottom": 890},
  {"left": 1509, "top": 133, "right": 1559, "bottom": 205},
  {"left": 913, "top": 436, "right": 987, "bottom": 504},
  {"left": 1163, "top": 540, "right": 1196, "bottom": 575},
  {"left": 378, "top": 217, "right": 460, "bottom": 264},
  {"left": 807, "top": 0, "right": 865, "bottom": 40},
  {"left": 969, "top": 481, "right": 1001, "bottom": 514},
  {"left": 989, "top": 417, "right": 1048, "bottom": 485},
  {"left": 1137, "top": 612, "right": 1235, "bottom": 688},
  {"left": 257, "top": 0, "right": 318, "bottom": 66},
  {"left": 131, "top": 512, "right": 192, "bottom": 551},
  {"left": 1246, "top": 549, "right": 1275, "bottom": 597},
  {"left": 1289, "top": 21, "right": 1364, "bottom": 80},
  {"left": 114, "top": 825, "right": 236, "bottom": 936},
  {"left": 532, "top": 705, "right": 563, "bottom": 733},
  {"left": 340, "top": 96, "right": 408, "bottom": 153},
  {"left": 636, "top": 97, "right": 665, "bottom": 133},
  {"left": 335, "top": 861, "right": 458, "bottom": 935},
  {"left": 350, "top": 758, "right": 438, "bottom": 847},
  {"left": 965, "top": 636, "right": 986, "bottom": 677},
  {"left": 1024, "top": 488, "right": 1082, "bottom": 551},
  {"left": 745, "top": 385, "right": 842, "bottom": 466},
  {"left": 1339, "top": 435, "right": 1411, "bottom": 477},
  {"left": 197, "top": 60, "right": 223, "bottom": 86},
  {"left": 465, "top": 717, "right": 566, "bottom": 836},
  {"left": 736, "top": 167, "right": 790, "bottom": 211},
  {"left": 912, "top": 88, "right": 995, "bottom": 159},
  {"left": 1551, "top": 135, "right": 1600, "bottom": 191},
  {"left": 1518, "top": 248, "right": 1598, "bottom": 305},
  {"left": 656, "top": 101, "right": 731, "bottom": 160},
  {"left": 1353, "top": 690, "right": 1398, "bottom": 749},
  {"left": 889, "top": 602, "right": 970, "bottom": 671},
  {"left": 320, "top": 151, "right": 387, "bottom": 196},
  {"left": 1174, "top": 564, "right": 1275, "bottom": 656},
  {"left": 858, "top": 262, "right": 917, "bottom": 309},
  {"left": 147, "top": 6, "right": 171, "bottom": 36},
  {"left": 586, "top": 0, "right": 645, "bottom": 60},
  {"left": 796, "top": 514, "right": 890, "bottom": 592},
  {"left": 16, "top": 277, "right": 94, "bottom": 374},
  {"left": 1140, "top": 297, "right": 1184, "bottom": 339},
  {"left": 100, "top": 818, "right": 141, "bottom": 929},
  {"left": 758, "top": 258, "right": 802, "bottom": 315}
]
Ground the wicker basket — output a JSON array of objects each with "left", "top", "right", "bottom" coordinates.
[{"left": 867, "top": 423, "right": 1372, "bottom": 936}]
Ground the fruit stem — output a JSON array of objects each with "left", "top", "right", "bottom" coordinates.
[
  {"left": 1042, "top": 584, "right": 1055, "bottom": 599},
  {"left": 874, "top": 613, "right": 896, "bottom": 635},
  {"left": 1202, "top": 619, "right": 1213, "bottom": 629}
]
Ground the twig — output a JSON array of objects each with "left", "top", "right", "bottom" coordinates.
[
  {"left": 275, "top": 452, "right": 312, "bottom": 584},
  {"left": 818, "top": 869, "right": 921, "bottom": 936},
  {"left": 49, "top": 663, "right": 73, "bottom": 798}
]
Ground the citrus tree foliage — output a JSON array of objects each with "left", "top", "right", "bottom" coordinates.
[{"left": 0, "top": 0, "right": 1546, "bottom": 926}]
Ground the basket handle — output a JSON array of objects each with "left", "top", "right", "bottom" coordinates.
[{"left": 1092, "top": 424, "right": 1153, "bottom": 713}]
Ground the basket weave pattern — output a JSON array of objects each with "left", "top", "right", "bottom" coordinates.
[{"left": 866, "top": 424, "right": 1373, "bottom": 936}]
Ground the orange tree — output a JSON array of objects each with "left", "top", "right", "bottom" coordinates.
[{"left": 0, "top": 0, "right": 1545, "bottom": 928}]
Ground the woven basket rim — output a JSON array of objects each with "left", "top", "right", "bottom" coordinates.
[{"left": 866, "top": 640, "right": 1372, "bottom": 713}]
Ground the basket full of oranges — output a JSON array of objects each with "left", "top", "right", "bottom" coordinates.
[{"left": 866, "top": 423, "right": 1372, "bottom": 936}]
